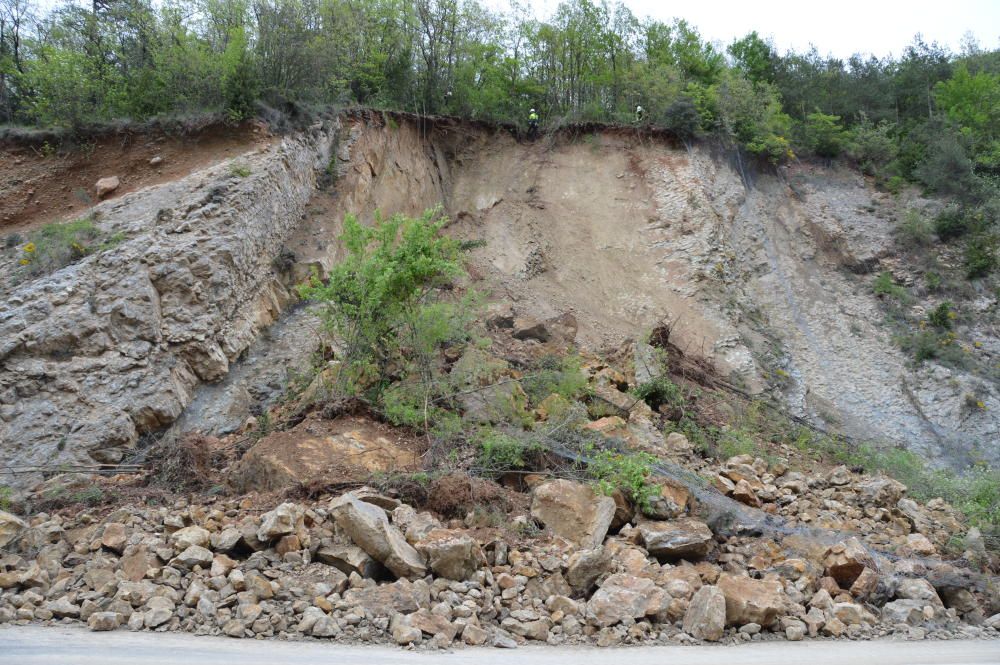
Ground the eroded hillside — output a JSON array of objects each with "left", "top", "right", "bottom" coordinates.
[{"left": 5, "top": 110, "right": 993, "bottom": 489}]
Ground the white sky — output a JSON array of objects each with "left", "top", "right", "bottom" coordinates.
[{"left": 487, "top": 0, "right": 1000, "bottom": 59}]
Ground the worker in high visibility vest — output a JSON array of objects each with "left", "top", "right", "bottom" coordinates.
[{"left": 527, "top": 108, "right": 539, "bottom": 139}]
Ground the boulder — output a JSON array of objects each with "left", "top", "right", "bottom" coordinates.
[
  {"left": 119, "top": 545, "right": 159, "bottom": 582},
  {"left": 501, "top": 617, "right": 551, "bottom": 641},
  {"left": 896, "top": 578, "right": 942, "bottom": 605},
  {"left": 414, "top": 529, "right": 484, "bottom": 581},
  {"left": 823, "top": 537, "right": 869, "bottom": 588},
  {"left": 717, "top": 573, "right": 786, "bottom": 627},
  {"left": 856, "top": 477, "right": 906, "bottom": 507},
  {"left": 88, "top": 612, "right": 120, "bottom": 631},
  {"left": 530, "top": 480, "right": 616, "bottom": 549},
  {"left": 171, "top": 545, "right": 213, "bottom": 569},
  {"left": 316, "top": 544, "right": 384, "bottom": 579},
  {"left": 342, "top": 579, "right": 430, "bottom": 615},
  {"left": 0, "top": 511, "right": 26, "bottom": 549},
  {"left": 331, "top": 495, "right": 426, "bottom": 579},
  {"left": 641, "top": 479, "right": 691, "bottom": 520},
  {"left": 566, "top": 547, "right": 612, "bottom": 593},
  {"left": 638, "top": 518, "right": 714, "bottom": 560},
  {"left": 170, "top": 526, "right": 210, "bottom": 551},
  {"left": 682, "top": 585, "right": 726, "bottom": 641},
  {"left": 256, "top": 502, "right": 301, "bottom": 542},
  {"left": 100, "top": 523, "right": 128, "bottom": 553},
  {"left": 95, "top": 176, "right": 120, "bottom": 199},
  {"left": 881, "top": 599, "right": 926, "bottom": 625},
  {"left": 232, "top": 418, "right": 420, "bottom": 493},
  {"left": 586, "top": 573, "right": 666, "bottom": 627}
]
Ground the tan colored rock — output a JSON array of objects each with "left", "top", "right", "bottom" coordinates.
[
  {"left": 462, "top": 623, "right": 490, "bottom": 645},
  {"left": 586, "top": 573, "right": 666, "bottom": 627},
  {"left": 316, "top": 544, "right": 383, "bottom": 578},
  {"left": 906, "top": 533, "right": 936, "bottom": 555},
  {"left": 257, "top": 502, "right": 301, "bottom": 542},
  {"left": 170, "top": 526, "right": 210, "bottom": 551},
  {"left": 638, "top": 518, "right": 714, "bottom": 560},
  {"left": 100, "top": 523, "right": 128, "bottom": 553},
  {"left": 342, "top": 579, "right": 430, "bottom": 615},
  {"left": 566, "top": 546, "right": 611, "bottom": 593},
  {"left": 682, "top": 585, "right": 726, "bottom": 641},
  {"left": 119, "top": 545, "right": 159, "bottom": 582},
  {"left": 530, "top": 479, "right": 616, "bottom": 549},
  {"left": 414, "top": 529, "right": 484, "bottom": 581},
  {"left": 642, "top": 479, "right": 691, "bottom": 519},
  {"left": 233, "top": 418, "right": 420, "bottom": 493},
  {"left": 732, "top": 479, "right": 761, "bottom": 507},
  {"left": 95, "top": 176, "right": 120, "bottom": 199},
  {"left": 88, "top": 611, "right": 120, "bottom": 631},
  {"left": 823, "top": 537, "right": 869, "bottom": 588},
  {"left": 172, "top": 545, "right": 213, "bottom": 569},
  {"left": 330, "top": 494, "right": 426, "bottom": 579},
  {"left": 717, "top": 573, "right": 786, "bottom": 627},
  {"left": 0, "top": 511, "right": 26, "bottom": 549},
  {"left": 857, "top": 477, "right": 906, "bottom": 506},
  {"left": 882, "top": 599, "right": 925, "bottom": 625}
]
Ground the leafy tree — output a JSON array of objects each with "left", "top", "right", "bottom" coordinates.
[
  {"left": 728, "top": 31, "right": 775, "bottom": 83},
  {"left": 800, "top": 111, "right": 845, "bottom": 158},
  {"left": 298, "top": 208, "right": 462, "bottom": 397},
  {"left": 221, "top": 25, "right": 258, "bottom": 122}
]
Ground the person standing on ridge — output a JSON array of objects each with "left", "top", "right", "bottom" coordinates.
[
  {"left": 527, "top": 108, "right": 539, "bottom": 140},
  {"left": 635, "top": 105, "right": 646, "bottom": 123}
]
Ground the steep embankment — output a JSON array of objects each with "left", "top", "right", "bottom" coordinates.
[{"left": 1, "top": 112, "right": 996, "bottom": 492}]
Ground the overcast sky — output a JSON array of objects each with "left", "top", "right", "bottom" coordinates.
[{"left": 486, "top": 0, "right": 1000, "bottom": 59}]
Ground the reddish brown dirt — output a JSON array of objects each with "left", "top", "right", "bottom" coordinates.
[{"left": 0, "top": 123, "right": 270, "bottom": 233}]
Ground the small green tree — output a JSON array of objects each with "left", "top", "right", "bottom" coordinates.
[
  {"left": 298, "top": 208, "right": 463, "bottom": 400},
  {"left": 221, "top": 26, "right": 259, "bottom": 122},
  {"left": 801, "top": 111, "right": 845, "bottom": 159}
]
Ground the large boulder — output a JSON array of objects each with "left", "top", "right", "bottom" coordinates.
[
  {"left": 256, "top": 502, "right": 302, "bottom": 542},
  {"left": 641, "top": 479, "right": 691, "bottom": 520},
  {"left": 823, "top": 537, "right": 870, "bottom": 588},
  {"left": 231, "top": 417, "right": 420, "bottom": 493},
  {"left": 414, "top": 529, "right": 484, "bottom": 581},
  {"left": 881, "top": 599, "right": 926, "bottom": 625},
  {"left": 585, "top": 573, "right": 666, "bottom": 627},
  {"left": 682, "top": 585, "right": 726, "bottom": 641},
  {"left": 330, "top": 494, "right": 426, "bottom": 579},
  {"left": 316, "top": 544, "right": 384, "bottom": 579},
  {"left": 638, "top": 518, "right": 714, "bottom": 560},
  {"left": 717, "top": 573, "right": 786, "bottom": 627},
  {"left": 170, "top": 526, "right": 210, "bottom": 551},
  {"left": 856, "top": 477, "right": 906, "bottom": 507},
  {"left": 0, "top": 511, "right": 27, "bottom": 549},
  {"left": 566, "top": 547, "right": 612, "bottom": 594},
  {"left": 530, "top": 480, "right": 615, "bottom": 549},
  {"left": 342, "top": 579, "right": 430, "bottom": 615}
]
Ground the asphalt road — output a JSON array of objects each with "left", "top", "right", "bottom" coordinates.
[{"left": 1, "top": 624, "right": 998, "bottom": 665}]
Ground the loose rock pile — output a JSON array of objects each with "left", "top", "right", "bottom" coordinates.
[{"left": 1, "top": 465, "right": 997, "bottom": 649}]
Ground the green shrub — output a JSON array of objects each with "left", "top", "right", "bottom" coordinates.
[
  {"left": 927, "top": 302, "right": 954, "bottom": 330},
  {"left": 872, "top": 271, "right": 908, "bottom": 301},
  {"left": 633, "top": 375, "right": 685, "bottom": 411},
  {"left": 298, "top": 208, "right": 462, "bottom": 398},
  {"left": 476, "top": 429, "right": 543, "bottom": 475},
  {"left": 585, "top": 447, "right": 659, "bottom": 511},
  {"left": 965, "top": 235, "right": 998, "bottom": 279},
  {"left": 14, "top": 217, "right": 124, "bottom": 279},
  {"left": 0, "top": 486, "right": 11, "bottom": 511},
  {"left": 896, "top": 209, "right": 933, "bottom": 249},
  {"left": 717, "top": 427, "right": 759, "bottom": 459},
  {"left": 924, "top": 271, "right": 942, "bottom": 291},
  {"left": 229, "top": 164, "right": 251, "bottom": 177},
  {"left": 521, "top": 354, "right": 589, "bottom": 406},
  {"left": 934, "top": 207, "right": 971, "bottom": 241}
]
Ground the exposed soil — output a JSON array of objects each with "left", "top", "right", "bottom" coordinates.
[{"left": 0, "top": 122, "right": 270, "bottom": 233}]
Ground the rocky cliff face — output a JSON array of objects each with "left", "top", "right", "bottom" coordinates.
[
  {"left": 0, "top": 121, "right": 339, "bottom": 488},
  {"left": 2, "top": 113, "right": 996, "bottom": 492}
]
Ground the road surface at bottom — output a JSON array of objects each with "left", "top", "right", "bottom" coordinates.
[{"left": 1, "top": 624, "right": 997, "bottom": 665}]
